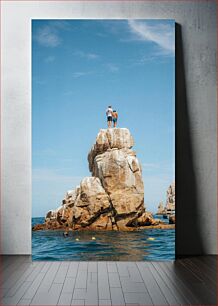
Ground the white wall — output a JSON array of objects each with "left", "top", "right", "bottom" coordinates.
[{"left": 1, "top": 1, "right": 217, "bottom": 255}]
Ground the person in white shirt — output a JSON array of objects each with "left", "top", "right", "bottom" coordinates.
[{"left": 106, "top": 106, "right": 113, "bottom": 128}]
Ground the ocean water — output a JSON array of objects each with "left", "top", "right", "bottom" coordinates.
[{"left": 32, "top": 217, "right": 175, "bottom": 261}]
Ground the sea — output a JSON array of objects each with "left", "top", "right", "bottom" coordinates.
[{"left": 32, "top": 217, "right": 175, "bottom": 261}]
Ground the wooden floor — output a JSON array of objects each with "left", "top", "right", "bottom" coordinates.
[{"left": 0, "top": 256, "right": 217, "bottom": 305}]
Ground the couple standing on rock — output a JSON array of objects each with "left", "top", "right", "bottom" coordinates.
[{"left": 106, "top": 106, "right": 118, "bottom": 128}]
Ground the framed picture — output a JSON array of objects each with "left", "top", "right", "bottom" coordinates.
[{"left": 32, "top": 19, "right": 175, "bottom": 261}]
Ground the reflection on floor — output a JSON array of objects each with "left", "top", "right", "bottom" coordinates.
[{"left": 0, "top": 255, "right": 217, "bottom": 305}]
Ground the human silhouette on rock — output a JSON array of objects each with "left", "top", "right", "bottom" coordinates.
[{"left": 106, "top": 105, "right": 113, "bottom": 128}]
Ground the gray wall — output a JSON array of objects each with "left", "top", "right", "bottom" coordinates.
[{"left": 1, "top": 1, "right": 217, "bottom": 255}]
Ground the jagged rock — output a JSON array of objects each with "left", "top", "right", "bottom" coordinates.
[
  {"left": 156, "top": 201, "right": 166, "bottom": 215},
  {"left": 33, "top": 128, "right": 164, "bottom": 231},
  {"left": 72, "top": 177, "right": 111, "bottom": 227},
  {"left": 155, "top": 182, "right": 175, "bottom": 217},
  {"left": 45, "top": 210, "right": 53, "bottom": 219},
  {"left": 63, "top": 188, "right": 79, "bottom": 207},
  {"left": 140, "top": 224, "right": 175, "bottom": 230},
  {"left": 92, "top": 148, "right": 144, "bottom": 216},
  {"left": 32, "top": 224, "right": 45, "bottom": 231},
  {"left": 88, "top": 128, "right": 134, "bottom": 172},
  {"left": 169, "top": 215, "right": 175, "bottom": 224},
  {"left": 125, "top": 211, "right": 152, "bottom": 227},
  {"left": 166, "top": 182, "right": 175, "bottom": 213},
  {"left": 88, "top": 214, "right": 113, "bottom": 230}
]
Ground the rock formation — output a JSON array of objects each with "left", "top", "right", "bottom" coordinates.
[
  {"left": 157, "top": 201, "right": 165, "bottom": 215},
  {"left": 155, "top": 182, "right": 175, "bottom": 225},
  {"left": 165, "top": 182, "right": 175, "bottom": 213},
  {"left": 33, "top": 128, "right": 170, "bottom": 231},
  {"left": 169, "top": 215, "right": 175, "bottom": 224},
  {"left": 156, "top": 182, "right": 175, "bottom": 216}
]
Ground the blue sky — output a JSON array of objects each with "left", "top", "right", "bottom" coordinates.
[{"left": 32, "top": 19, "right": 175, "bottom": 217}]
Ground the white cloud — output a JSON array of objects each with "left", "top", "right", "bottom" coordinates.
[
  {"left": 72, "top": 71, "right": 93, "bottom": 78},
  {"left": 96, "top": 32, "right": 107, "bottom": 38},
  {"left": 44, "top": 55, "right": 55, "bottom": 63},
  {"left": 34, "top": 25, "right": 61, "bottom": 47},
  {"left": 49, "top": 20, "right": 71, "bottom": 31},
  {"left": 73, "top": 50, "right": 99, "bottom": 60},
  {"left": 106, "top": 63, "right": 119, "bottom": 72},
  {"left": 127, "top": 20, "right": 175, "bottom": 55},
  {"left": 87, "top": 53, "right": 99, "bottom": 60},
  {"left": 34, "top": 21, "right": 73, "bottom": 48}
]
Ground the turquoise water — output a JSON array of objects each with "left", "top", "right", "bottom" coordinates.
[{"left": 32, "top": 217, "right": 175, "bottom": 261}]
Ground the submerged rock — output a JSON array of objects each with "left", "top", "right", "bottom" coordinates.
[{"left": 33, "top": 128, "right": 174, "bottom": 232}]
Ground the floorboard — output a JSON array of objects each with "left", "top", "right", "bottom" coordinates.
[{"left": 0, "top": 256, "right": 217, "bottom": 305}]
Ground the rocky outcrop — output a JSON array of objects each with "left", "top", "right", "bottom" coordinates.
[
  {"left": 88, "top": 130, "right": 144, "bottom": 218},
  {"left": 157, "top": 201, "right": 165, "bottom": 215},
  {"left": 166, "top": 182, "right": 175, "bottom": 213},
  {"left": 156, "top": 182, "right": 175, "bottom": 217},
  {"left": 169, "top": 215, "right": 175, "bottom": 224},
  {"left": 33, "top": 128, "right": 170, "bottom": 231}
]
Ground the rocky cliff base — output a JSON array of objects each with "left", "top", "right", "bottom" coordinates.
[{"left": 33, "top": 223, "right": 174, "bottom": 231}]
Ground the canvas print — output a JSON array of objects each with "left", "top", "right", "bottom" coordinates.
[{"left": 32, "top": 19, "right": 175, "bottom": 260}]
